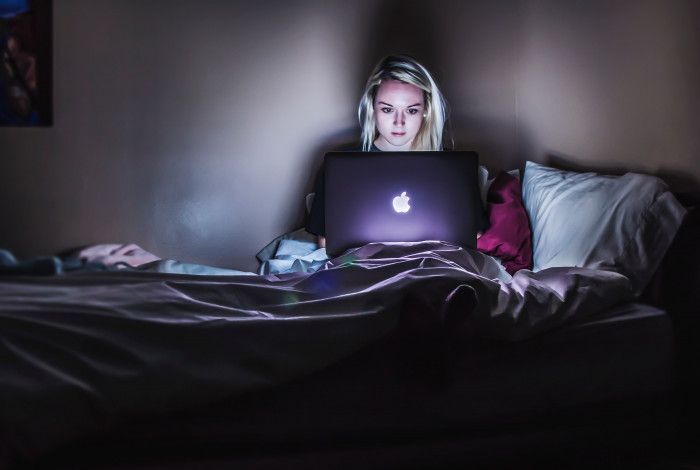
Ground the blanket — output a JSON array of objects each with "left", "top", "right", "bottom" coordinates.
[{"left": 0, "top": 241, "right": 634, "bottom": 466}]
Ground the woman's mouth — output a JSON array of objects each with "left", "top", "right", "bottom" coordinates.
[{"left": 392, "top": 132, "right": 406, "bottom": 136}]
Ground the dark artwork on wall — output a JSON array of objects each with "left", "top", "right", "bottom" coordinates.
[{"left": 0, "top": 0, "right": 51, "bottom": 126}]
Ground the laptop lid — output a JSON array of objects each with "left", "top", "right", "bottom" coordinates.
[{"left": 324, "top": 151, "right": 479, "bottom": 257}]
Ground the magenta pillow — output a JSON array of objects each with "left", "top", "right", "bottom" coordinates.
[{"left": 477, "top": 171, "right": 533, "bottom": 275}]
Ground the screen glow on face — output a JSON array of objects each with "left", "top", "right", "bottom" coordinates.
[
  {"left": 373, "top": 79, "right": 424, "bottom": 151},
  {"left": 392, "top": 191, "right": 410, "bottom": 213}
]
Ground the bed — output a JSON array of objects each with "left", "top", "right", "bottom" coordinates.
[
  {"left": 39, "top": 303, "right": 678, "bottom": 469},
  {"left": 0, "top": 161, "right": 694, "bottom": 469}
]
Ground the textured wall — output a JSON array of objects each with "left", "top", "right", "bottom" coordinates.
[{"left": 0, "top": 0, "right": 697, "bottom": 270}]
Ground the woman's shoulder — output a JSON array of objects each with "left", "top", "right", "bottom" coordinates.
[
  {"left": 339, "top": 142, "right": 382, "bottom": 152},
  {"left": 349, "top": 144, "right": 381, "bottom": 152}
]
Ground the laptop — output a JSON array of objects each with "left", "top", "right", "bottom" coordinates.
[{"left": 324, "top": 151, "right": 480, "bottom": 257}]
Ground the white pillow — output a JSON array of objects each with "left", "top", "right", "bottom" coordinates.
[{"left": 521, "top": 161, "right": 686, "bottom": 294}]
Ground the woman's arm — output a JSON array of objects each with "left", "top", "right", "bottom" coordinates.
[{"left": 306, "top": 164, "right": 326, "bottom": 243}]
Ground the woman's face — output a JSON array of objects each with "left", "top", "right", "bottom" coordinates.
[{"left": 373, "top": 79, "right": 424, "bottom": 151}]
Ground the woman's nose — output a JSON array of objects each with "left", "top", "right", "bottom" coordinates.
[{"left": 394, "top": 110, "right": 405, "bottom": 126}]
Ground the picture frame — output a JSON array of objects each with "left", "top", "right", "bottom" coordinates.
[{"left": 0, "top": 0, "right": 52, "bottom": 126}]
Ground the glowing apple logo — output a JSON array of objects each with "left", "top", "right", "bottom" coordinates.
[{"left": 392, "top": 191, "right": 411, "bottom": 213}]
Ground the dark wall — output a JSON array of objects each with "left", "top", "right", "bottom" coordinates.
[
  {"left": 517, "top": 0, "right": 700, "bottom": 188},
  {"left": 0, "top": 0, "right": 697, "bottom": 271}
]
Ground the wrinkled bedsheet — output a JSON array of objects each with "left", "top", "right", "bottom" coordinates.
[{"left": 0, "top": 241, "right": 634, "bottom": 466}]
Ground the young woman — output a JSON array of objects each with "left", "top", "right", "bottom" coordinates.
[
  {"left": 358, "top": 55, "right": 448, "bottom": 152},
  {"left": 307, "top": 55, "right": 449, "bottom": 248}
]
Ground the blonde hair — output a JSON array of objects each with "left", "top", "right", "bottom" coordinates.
[{"left": 358, "top": 55, "right": 448, "bottom": 151}]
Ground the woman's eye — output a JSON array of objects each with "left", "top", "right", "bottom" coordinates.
[
  {"left": 408, "top": 109, "right": 419, "bottom": 115},
  {"left": 381, "top": 107, "right": 393, "bottom": 113}
]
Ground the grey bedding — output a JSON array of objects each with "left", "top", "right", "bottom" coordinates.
[{"left": 0, "top": 241, "right": 636, "bottom": 466}]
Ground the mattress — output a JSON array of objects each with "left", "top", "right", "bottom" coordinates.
[
  {"left": 193, "top": 302, "right": 674, "bottom": 437},
  {"left": 45, "top": 302, "right": 674, "bottom": 468}
]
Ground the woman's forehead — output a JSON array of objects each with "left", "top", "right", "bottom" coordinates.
[{"left": 375, "top": 79, "right": 424, "bottom": 105}]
